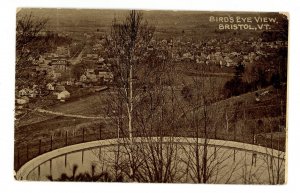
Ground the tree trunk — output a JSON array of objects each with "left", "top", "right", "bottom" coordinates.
[
  {"left": 202, "top": 104, "right": 208, "bottom": 183},
  {"left": 128, "top": 62, "right": 133, "bottom": 141}
]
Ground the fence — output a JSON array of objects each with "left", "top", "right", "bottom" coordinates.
[
  {"left": 16, "top": 137, "right": 285, "bottom": 182},
  {"left": 14, "top": 125, "right": 286, "bottom": 172},
  {"left": 14, "top": 126, "right": 121, "bottom": 171}
]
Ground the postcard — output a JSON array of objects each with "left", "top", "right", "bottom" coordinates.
[{"left": 15, "top": 8, "right": 287, "bottom": 184}]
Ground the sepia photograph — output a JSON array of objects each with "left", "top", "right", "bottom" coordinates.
[{"left": 14, "top": 8, "right": 288, "bottom": 184}]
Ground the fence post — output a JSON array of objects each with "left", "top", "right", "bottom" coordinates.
[
  {"left": 65, "top": 130, "right": 68, "bottom": 146},
  {"left": 252, "top": 152, "right": 257, "bottom": 166},
  {"left": 38, "top": 165, "right": 40, "bottom": 180},
  {"left": 82, "top": 128, "right": 85, "bottom": 142},
  {"left": 98, "top": 147, "right": 101, "bottom": 160},
  {"left": 50, "top": 135, "right": 53, "bottom": 151},
  {"left": 17, "top": 148, "right": 20, "bottom": 169},
  {"left": 82, "top": 150, "right": 84, "bottom": 164},
  {"left": 214, "top": 146, "right": 217, "bottom": 160},
  {"left": 65, "top": 154, "right": 67, "bottom": 168},
  {"left": 39, "top": 139, "right": 42, "bottom": 155},
  {"left": 50, "top": 159, "right": 52, "bottom": 176},
  {"left": 99, "top": 126, "right": 102, "bottom": 140},
  {"left": 233, "top": 149, "right": 236, "bottom": 162},
  {"left": 26, "top": 143, "right": 29, "bottom": 161}
]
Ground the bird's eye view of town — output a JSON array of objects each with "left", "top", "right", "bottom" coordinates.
[{"left": 15, "top": 8, "right": 288, "bottom": 184}]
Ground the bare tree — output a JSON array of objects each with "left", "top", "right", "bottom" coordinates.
[
  {"left": 16, "top": 12, "right": 48, "bottom": 88},
  {"left": 104, "top": 10, "right": 155, "bottom": 139},
  {"left": 15, "top": 12, "right": 50, "bottom": 133},
  {"left": 103, "top": 10, "right": 166, "bottom": 180}
]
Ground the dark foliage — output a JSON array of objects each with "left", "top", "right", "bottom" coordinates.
[
  {"left": 181, "top": 85, "right": 193, "bottom": 102},
  {"left": 47, "top": 164, "right": 119, "bottom": 182}
]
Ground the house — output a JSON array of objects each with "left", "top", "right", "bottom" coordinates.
[
  {"left": 47, "top": 70, "right": 62, "bottom": 80},
  {"left": 92, "top": 44, "right": 104, "bottom": 51},
  {"left": 47, "top": 83, "right": 55, "bottom": 91},
  {"left": 16, "top": 96, "right": 30, "bottom": 105},
  {"left": 86, "top": 54, "right": 98, "bottom": 59},
  {"left": 98, "top": 57, "right": 105, "bottom": 63},
  {"left": 103, "top": 72, "right": 114, "bottom": 82},
  {"left": 57, "top": 90, "right": 70, "bottom": 101},
  {"left": 220, "top": 60, "right": 227, "bottom": 67},
  {"left": 147, "top": 45, "right": 154, "bottom": 51},
  {"left": 44, "top": 52, "right": 58, "bottom": 60},
  {"left": 49, "top": 59, "right": 70, "bottom": 72},
  {"left": 18, "top": 88, "right": 36, "bottom": 98},
  {"left": 18, "top": 88, "right": 29, "bottom": 97},
  {"left": 80, "top": 74, "right": 87, "bottom": 82},
  {"left": 86, "top": 69, "right": 95, "bottom": 74},
  {"left": 98, "top": 71, "right": 113, "bottom": 82},
  {"left": 88, "top": 74, "right": 98, "bottom": 82},
  {"left": 56, "top": 46, "right": 70, "bottom": 57},
  {"left": 66, "top": 79, "right": 75, "bottom": 86},
  {"left": 196, "top": 55, "right": 206, "bottom": 64},
  {"left": 182, "top": 52, "right": 193, "bottom": 60},
  {"left": 224, "top": 56, "right": 234, "bottom": 67},
  {"left": 196, "top": 59, "right": 205, "bottom": 64},
  {"left": 28, "top": 90, "right": 38, "bottom": 98},
  {"left": 162, "top": 39, "right": 168, "bottom": 44},
  {"left": 85, "top": 69, "right": 97, "bottom": 82}
]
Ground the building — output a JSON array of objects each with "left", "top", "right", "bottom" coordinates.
[
  {"left": 98, "top": 71, "right": 114, "bottom": 82},
  {"left": 57, "top": 90, "right": 70, "bottom": 101},
  {"left": 47, "top": 70, "right": 62, "bottom": 81},
  {"left": 49, "top": 59, "right": 70, "bottom": 72},
  {"left": 56, "top": 46, "right": 70, "bottom": 57},
  {"left": 80, "top": 74, "right": 87, "bottom": 82},
  {"left": 16, "top": 96, "right": 30, "bottom": 105},
  {"left": 46, "top": 83, "right": 55, "bottom": 91}
]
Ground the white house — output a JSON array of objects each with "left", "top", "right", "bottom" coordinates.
[
  {"left": 16, "top": 96, "right": 30, "bottom": 105},
  {"left": 88, "top": 74, "right": 98, "bottom": 82},
  {"left": 98, "top": 57, "right": 105, "bottom": 63},
  {"left": 47, "top": 83, "right": 55, "bottom": 91},
  {"left": 18, "top": 88, "right": 36, "bottom": 98},
  {"left": 80, "top": 74, "right": 87, "bottom": 82},
  {"left": 86, "top": 53, "right": 98, "bottom": 59},
  {"left": 85, "top": 69, "right": 97, "bottom": 82},
  {"left": 28, "top": 90, "right": 37, "bottom": 98},
  {"left": 47, "top": 70, "right": 62, "bottom": 80},
  {"left": 66, "top": 79, "right": 75, "bottom": 86},
  {"left": 220, "top": 60, "right": 227, "bottom": 67},
  {"left": 18, "top": 88, "right": 29, "bottom": 97},
  {"left": 98, "top": 71, "right": 114, "bottom": 82},
  {"left": 57, "top": 90, "right": 70, "bottom": 101}
]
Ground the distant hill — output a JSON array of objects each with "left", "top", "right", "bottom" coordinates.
[{"left": 17, "top": 8, "right": 285, "bottom": 39}]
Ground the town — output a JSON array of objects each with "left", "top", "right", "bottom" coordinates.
[{"left": 15, "top": 31, "right": 287, "bottom": 115}]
